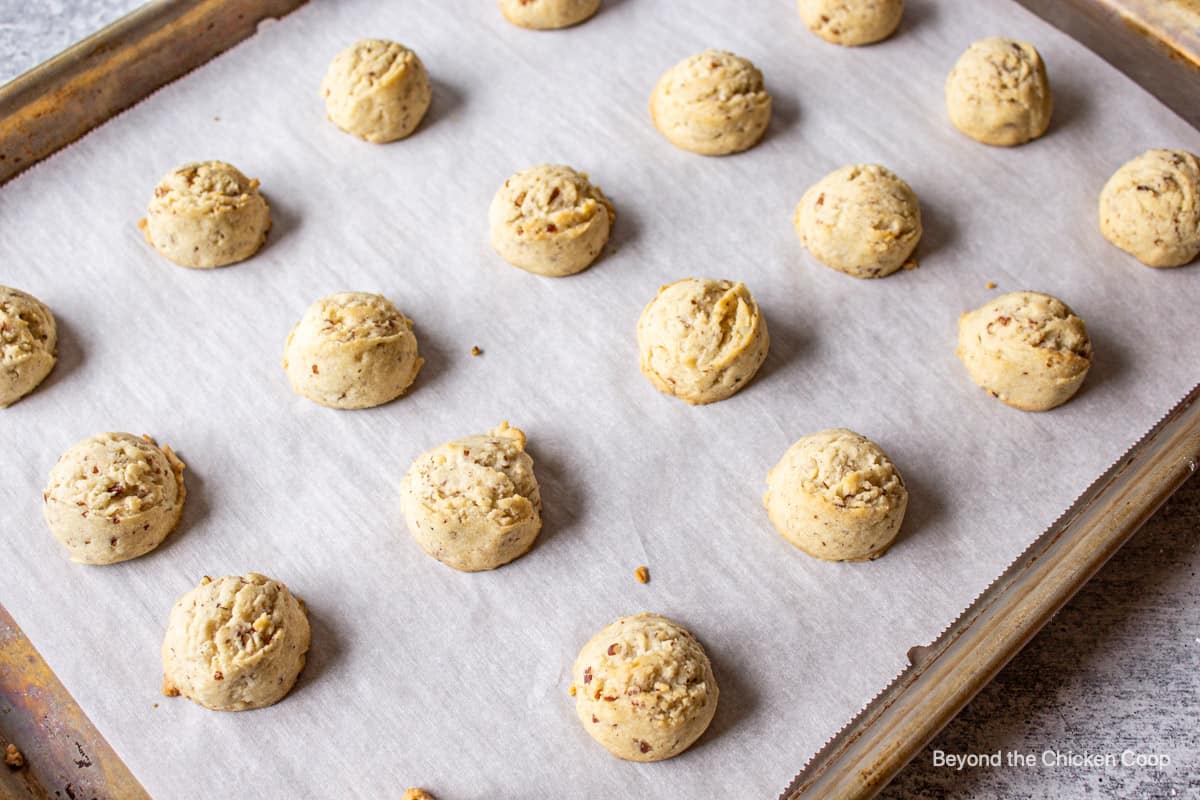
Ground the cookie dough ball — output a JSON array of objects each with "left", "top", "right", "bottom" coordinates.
[
  {"left": 161, "top": 573, "right": 310, "bottom": 711},
  {"left": 764, "top": 428, "right": 907, "bottom": 562},
  {"left": 650, "top": 50, "right": 772, "bottom": 156},
  {"left": 798, "top": 0, "right": 904, "bottom": 46},
  {"left": 1098, "top": 149, "right": 1200, "bottom": 268},
  {"left": 499, "top": 0, "right": 599, "bottom": 29},
  {"left": 489, "top": 164, "right": 615, "bottom": 277},
  {"left": 638, "top": 278, "right": 769, "bottom": 405},
  {"left": 0, "top": 286, "right": 57, "bottom": 408},
  {"left": 139, "top": 161, "right": 271, "bottom": 269},
  {"left": 794, "top": 164, "right": 922, "bottom": 278},
  {"left": 283, "top": 291, "right": 423, "bottom": 410},
  {"left": 400, "top": 422, "right": 542, "bottom": 572},
  {"left": 957, "top": 291, "right": 1092, "bottom": 411},
  {"left": 43, "top": 433, "right": 186, "bottom": 564},
  {"left": 945, "top": 37, "right": 1052, "bottom": 146},
  {"left": 571, "top": 613, "right": 718, "bottom": 762},
  {"left": 321, "top": 39, "right": 432, "bottom": 143}
]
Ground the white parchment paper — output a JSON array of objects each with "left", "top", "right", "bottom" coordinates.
[{"left": 2, "top": 0, "right": 1198, "bottom": 797}]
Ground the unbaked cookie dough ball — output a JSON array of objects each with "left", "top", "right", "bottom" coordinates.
[
  {"left": 571, "top": 613, "right": 718, "bottom": 762},
  {"left": 282, "top": 291, "right": 423, "bottom": 410},
  {"left": 957, "top": 291, "right": 1092, "bottom": 411},
  {"left": 650, "top": 49, "right": 772, "bottom": 156},
  {"left": 161, "top": 573, "right": 310, "bottom": 711},
  {"left": 1099, "top": 149, "right": 1200, "bottom": 268},
  {"left": 489, "top": 164, "right": 615, "bottom": 277},
  {"left": 321, "top": 39, "right": 432, "bottom": 143},
  {"left": 499, "top": 0, "right": 600, "bottom": 29},
  {"left": 794, "top": 164, "right": 922, "bottom": 279},
  {"left": 945, "top": 37, "right": 1052, "bottom": 147},
  {"left": 43, "top": 432, "right": 186, "bottom": 564},
  {"left": 139, "top": 161, "right": 271, "bottom": 269},
  {"left": 764, "top": 428, "right": 907, "bottom": 562},
  {"left": 0, "top": 286, "right": 57, "bottom": 408},
  {"left": 400, "top": 422, "right": 542, "bottom": 572},
  {"left": 798, "top": 0, "right": 904, "bottom": 47},
  {"left": 638, "top": 278, "right": 769, "bottom": 405}
]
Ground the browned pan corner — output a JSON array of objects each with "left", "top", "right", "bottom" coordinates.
[
  {"left": 0, "top": 0, "right": 308, "bottom": 186},
  {"left": 0, "top": 603, "right": 151, "bottom": 800}
]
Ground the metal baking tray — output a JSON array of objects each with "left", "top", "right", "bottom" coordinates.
[{"left": 0, "top": 2, "right": 1196, "bottom": 798}]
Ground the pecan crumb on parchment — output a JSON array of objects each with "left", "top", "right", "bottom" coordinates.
[
  {"left": 470, "top": 345, "right": 482, "bottom": 357},
  {"left": 635, "top": 565, "right": 650, "bottom": 584}
]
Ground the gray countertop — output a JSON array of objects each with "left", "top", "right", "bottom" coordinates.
[
  {"left": 0, "top": 0, "right": 139, "bottom": 84},
  {"left": 2, "top": 3, "right": 1196, "bottom": 797}
]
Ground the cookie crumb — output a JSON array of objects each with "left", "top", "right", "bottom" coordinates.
[
  {"left": 985, "top": 281, "right": 997, "bottom": 289},
  {"left": 568, "top": 685, "right": 577, "bottom": 696},
  {"left": 901, "top": 258, "right": 919, "bottom": 270},
  {"left": 635, "top": 565, "right": 650, "bottom": 584},
  {"left": 4, "top": 743, "right": 24, "bottom": 769},
  {"left": 402, "top": 789, "right": 435, "bottom": 800},
  {"left": 152, "top": 703, "right": 158, "bottom": 708},
  {"left": 470, "top": 346, "right": 482, "bottom": 357}
]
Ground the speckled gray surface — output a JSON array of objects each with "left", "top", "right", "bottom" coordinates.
[
  {"left": 0, "top": 0, "right": 141, "bottom": 84},
  {"left": 1, "top": 3, "right": 1196, "bottom": 798}
]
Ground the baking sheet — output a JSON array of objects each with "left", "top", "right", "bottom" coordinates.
[{"left": 1, "top": 0, "right": 1198, "bottom": 797}]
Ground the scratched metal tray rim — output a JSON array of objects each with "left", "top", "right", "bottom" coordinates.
[{"left": 1, "top": 2, "right": 1198, "bottom": 799}]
